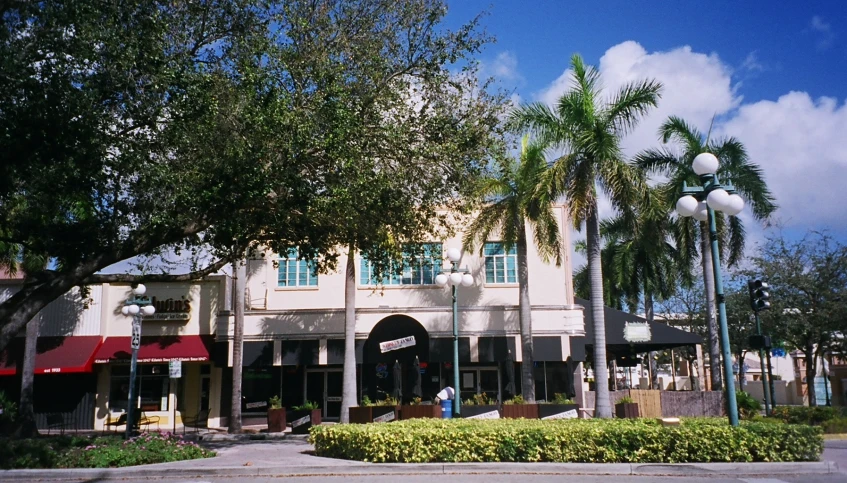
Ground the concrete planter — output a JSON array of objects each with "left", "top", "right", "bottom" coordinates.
[
  {"left": 501, "top": 404, "right": 539, "bottom": 419},
  {"left": 399, "top": 405, "right": 441, "bottom": 420},
  {"left": 267, "top": 408, "right": 287, "bottom": 433},
  {"left": 349, "top": 406, "right": 399, "bottom": 424},
  {"left": 615, "top": 402, "right": 640, "bottom": 419},
  {"left": 290, "top": 409, "right": 321, "bottom": 434}
]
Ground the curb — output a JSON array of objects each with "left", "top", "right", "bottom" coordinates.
[
  {"left": 0, "top": 461, "right": 838, "bottom": 481},
  {"left": 198, "top": 432, "right": 310, "bottom": 442}
]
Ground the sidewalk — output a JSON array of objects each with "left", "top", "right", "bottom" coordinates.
[{"left": 0, "top": 437, "right": 840, "bottom": 481}]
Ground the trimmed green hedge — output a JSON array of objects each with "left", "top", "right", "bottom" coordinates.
[
  {"left": 309, "top": 418, "right": 822, "bottom": 463},
  {"left": 770, "top": 406, "right": 840, "bottom": 426}
]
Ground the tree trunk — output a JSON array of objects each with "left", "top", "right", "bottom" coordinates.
[
  {"left": 699, "top": 222, "right": 722, "bottom": 391},
  {"left": 229, "top": 260, "right": 246, "bottom": 433},
  {"left": 805, "top": 346, "right": 817, "bottom": 407},
  {"left": 516, "top": 229, "right": 535, "bottom": 403},
  {"left": 645, "top": 294, "right": 659, "bottom": 390},
  {"left": 340, "top": 242, "right": 357, "bottom": 423},
  {"left": 737, "top": 352, "right": 746, "bottom": 388},
  {"left": 587, "top": 205, "right": 612, "bottom": 418},
  {"left": 15, "top": 315, "right": 40, "bottom": 438}
]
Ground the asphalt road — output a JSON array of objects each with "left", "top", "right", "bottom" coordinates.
[{"left": 60, "top": 475, "right": 847, "bottom": 483}]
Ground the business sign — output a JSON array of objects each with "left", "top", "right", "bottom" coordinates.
[
  {"left": 380, "top": 335, "right": 416, "bottom": 353},
  {"left": 466, "top": 410, "right": 499, "bottom": 420},
  {"left": 169, "top": 360, "right": 182, "bottom": 378},
  {"left": 143, "top": 296, "right": 191, "bottom": 321},
  {"left": 373, "top": 411, "right": 395, "bottom": 423},
  {"left": 245, "top": 401, "right": 267, "bottom": 409},
  {"left": 541, "top": 409, "right": 578, "bottom": 420},
  {"left": 292, "top": 415, "right": 311, "bottom": 428},
  {"left": 623, "top": 322, "right": 651, "bottom": 343}
]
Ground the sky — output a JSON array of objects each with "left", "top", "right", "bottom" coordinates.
[{"left": 443, "top": 0, "right": 847, "bottom": 270}]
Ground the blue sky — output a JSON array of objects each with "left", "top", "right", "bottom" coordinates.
[{"left": 442, "top": 0, "right": 847, "bottom": 266}]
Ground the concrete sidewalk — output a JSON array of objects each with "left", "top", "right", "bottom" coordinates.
[{"left": 0, "top": 437, "right": 840, "bottom": 481}]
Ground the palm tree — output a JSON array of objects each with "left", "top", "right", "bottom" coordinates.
[
  {"left": 508, "top": 54, "right": 661, "bottom": 418},
  {"left": 635, "top": 116, "right": 776, "bottom": 391},
  {"left": 463, "top": 136, "right": 563, "bottom": 403}
]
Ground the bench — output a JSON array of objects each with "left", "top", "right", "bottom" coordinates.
[
  {"left": 105, "top": 412, "right": 160, "bottom": 432},
  {"left": 45, "top": 413, "right": 66, "bottom": 435}
]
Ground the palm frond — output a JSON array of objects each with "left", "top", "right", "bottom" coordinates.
[
  {"left": 660, "top": 116, "right": 704, "bottom": 154},
  {"left": 605, "top": 79, "right": 663, "bottom": 136}
]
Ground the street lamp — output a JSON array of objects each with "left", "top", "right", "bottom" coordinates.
[
  {"left": 120, "top": 283, "right": 155, "bottom": 438},
  {"left": 676, "top": 152, "right": 744, "bottom": 427},
  {"left": 435, "top": 247, "right": 474, "bottom": 417}
]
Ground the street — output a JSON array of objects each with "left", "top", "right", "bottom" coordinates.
[{"left": 58, "top": 475, "right": 847, "bottom": 483}]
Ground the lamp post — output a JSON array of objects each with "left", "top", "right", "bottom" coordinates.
[
  {"left": 675, "top": 152, "right": 745, "bottom": 427},
  {"left": 120, "top": 284, "right": 156, "bottom": 438},
  {"left": 435, "top": 247, "right": 474, "bottom": 417}
]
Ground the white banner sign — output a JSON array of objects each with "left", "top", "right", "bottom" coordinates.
[
  {"left": 245, "top": 401, "right": 267, "bottom": 409},
  {"left": 292, "top": 415, "right": 311, "bottom": 428},
  {"left": 373, "top": 411, "right": 395, "bottom": 423},
  {"left": 466, "top": 410, "right": 500, "bottom": 420},
  {"left": 541, "top": 409, "right": 578, "bottom": 420},
  {"left": 379, "top": 336, "right": 416, "bottom": 353},
  {"left": 169, "top": 360, "right": 182, "bottom": 378},
  {"left": 623, "top": 322, "right": 651, "bottom": 343}
]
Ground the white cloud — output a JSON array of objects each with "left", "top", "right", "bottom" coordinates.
[
  {"left": 481, "top": 51, "right": 524, "bottom": 87},
  {"left": 810, "top": 15, "right": 835, "bottom": 50}
]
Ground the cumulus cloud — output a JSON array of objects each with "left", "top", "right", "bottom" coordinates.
[{"left": 810, "top": 15, "right": 835, "bottom": 50}]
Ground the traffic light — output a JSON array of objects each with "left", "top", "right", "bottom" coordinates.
[{"left": 748, "top": 279, "right": 771, "bottom": 312}]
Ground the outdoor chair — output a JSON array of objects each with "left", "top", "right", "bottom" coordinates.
[
  {"left": 105, "top": 411, "right": 160, "bottom": 432},
  {"left": 45, "top": 413, "right": 66, "bottom": 435},
  {"left": 182, "top": 408, "right": 209, "bottom": 434}
]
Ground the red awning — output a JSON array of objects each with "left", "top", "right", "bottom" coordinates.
[
  {"left": 94, "top": 335, "right": 213, "bottom": 364},
  {"left": 0, "top": 336, "right": 103, "bottom": 376}
]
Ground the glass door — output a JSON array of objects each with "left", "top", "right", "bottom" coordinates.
[
  {"left": 479, "top": 369, "right": 501, "bottom": 403},
  {"left": 459, "top": 370, "right": 477, "bottom": 402},
  {"left": 325, "top": 371, "right": 342, "bottom": 420}
]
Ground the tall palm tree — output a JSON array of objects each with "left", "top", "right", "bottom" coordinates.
[
  {"left": 635, "top": 116, "right": 776, "bottom": 391},
  {"left": 463, "top": 136, "right": 563, "bottom": 403},
  {"left": 508, "top": 54, "right": 661, "bottom": 418}
]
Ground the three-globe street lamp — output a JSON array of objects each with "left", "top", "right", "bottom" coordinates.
[
  {"left": 676, "top": 152, "right": 744, "bottom": 427},
  {"left": 435, "top": 247, "right": 474, "bottom": 417},
  {"left": 120, "top": 284, "right": 156, "bottom": 438}
]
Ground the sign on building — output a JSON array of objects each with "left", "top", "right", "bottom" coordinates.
[
  {"left": 169, "top": 360, "right": 182, "bottom": 378},
  {"left": 623, "top": 322, "right": 651, "bottom": 343},
  {"left": 379, "top": 335, "right": 416, "bottom": 353}
]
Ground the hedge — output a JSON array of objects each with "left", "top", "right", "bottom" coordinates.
[
  {"left": 309, "top": 418, "right": 822, "bottom": 463},
  {"left": 769, "top": 406, "right": 841, "bottom": 426}
]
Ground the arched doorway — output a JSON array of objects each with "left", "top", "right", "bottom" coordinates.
[{"left": 362, "top": 315, "right": 431, "bottom": 403}]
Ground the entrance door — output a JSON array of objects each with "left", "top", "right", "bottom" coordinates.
[
  {"left": 459, "top": 367, "right": 501, "bottom": 403},
  {"left": 304, "top": 369, "right": 343, "bottom": 421}
]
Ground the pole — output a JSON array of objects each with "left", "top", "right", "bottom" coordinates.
[
  {"left": 766, "top": 349, "right": 776, "bottom": 408},
  {"left": 173, "top": 379, "right": 177, "bottom": 434},
  {"left": 126, "top": 316, "right": 140, "bottom": 439},
  {"left": 754, "top": 311, "right": 772, "bottom": 415},
  {"left": 707, "top": 203, "right": 739, "bottom": 427},
  {"left": 670, "top": 349, "right": 677, "bottom": 391},
  {"left": 452, "top": 262, "right": 461, "bottom": 417}
]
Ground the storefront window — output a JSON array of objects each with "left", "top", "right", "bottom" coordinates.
[
  {"left": 109, "top": 364, "right": 170, "bottom": 412},
  {"left": 242, "top": 366, "right": 277, "bottom": 412}
]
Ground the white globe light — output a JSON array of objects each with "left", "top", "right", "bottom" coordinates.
[
  {"left": 692, "top": 152, "right": 719, "bottom": 175},
  {"left": 692, "top": 202, "right": 709, "bottom": 221},
  {"left": 435, "top": 273, "right": 448, "bottom": 287},
  {"left": 121, "top": 306, "right": 130, "bottom": 316},
  {"left": 461, "top": 273, "right": 474, "bottom": 287},
  {"left": 724, "top": 194, "right": 745, "bottom": 216},
  {"left": 142, "top": 305, "right": 156, "bottom": 316},
  {"left": 133, "top": 284, "right": 147, "bottom": 296},
  {"left": 446, "top": 247, "right": 462, "bottom": 263},
  {"left": 449, "top": 272, "right": 463, "bottom": 286},
  {"left": 706, "top": 189, "right": 730, "bottom": 211},
  {"left": 675, "top": 195, "right": 699, "bottom": 217},
  {"left": 128, "top": 304, "right": 140, "bottom": 315}
]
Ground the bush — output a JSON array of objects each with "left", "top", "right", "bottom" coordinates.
[
  {"left": 0, "top": 432, "right": 214, "bottom": 469},
  {"left": 770, "top": 406, "right": 838, "bottom": 425},
  {"left": 822, "top": 417, "right": 847, "bottom": 434},
  {"left": 309, "top": 418, "right": 822, "bottom": 463},
  {"left": 735, "top": 391, "right": 762, "bottom": 420}
]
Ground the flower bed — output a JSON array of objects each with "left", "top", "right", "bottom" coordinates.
[
  {"left": 309, "top": 418, "right": 822, "bottom": 463},
  {"left": 0, "top": 432, "right": 214, "bottom": 469}
]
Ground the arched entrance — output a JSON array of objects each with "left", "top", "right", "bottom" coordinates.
[{"left": 362, "top": 315, "right": 431, "bottom": 403}]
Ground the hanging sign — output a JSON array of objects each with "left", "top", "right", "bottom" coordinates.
[
  {"left": 379, "top": 335, "right": 416, "bottom": 353},
  {"left": 131, "top": 322, "right": 142, "bottom": 350},
  {"left": 169, "top": 360, "right": 182, "bottom": 378},
  {"left": 623, "top": 322, "right": 651, "bottom": 343}
]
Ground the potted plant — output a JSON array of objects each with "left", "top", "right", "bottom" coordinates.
[
  {"left": 267, "top": 395, "right": 286, "bottom": 433},
  {"left": 460, "top": 393, "right": 500, "bottom": 419},
  {"left": 399, "top": 397, "right": 441, "bottom": 420},
  {"left": 615, "top": 396, "right": 639, "bottom": 419},
  {"left": 538, "top": 393, "right": 580, "bottom": 420},
  {"left": 501, "top": 395, "right": 539, "bottom": 419},
  {"left": 289, "top": 401, "right": 321, "bottom": 434},
  {"left": 349, "top": 396, "right": 400, "bottom": 424}
]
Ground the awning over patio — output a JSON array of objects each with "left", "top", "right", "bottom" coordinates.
[
  {"left": 572, "top": 297, "right": 702, "bottom": 356},
  {"left": 0, "top": 336, "right": 103, "bottom": 375},
  {"left": 94, "top": 335, "right": 213, "bottom": 363}
]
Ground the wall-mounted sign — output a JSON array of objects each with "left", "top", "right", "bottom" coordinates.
[
  {"left": 379, "top": 335, "right": 415, "bottom": 353},
  {"left": 143, "top": 296, "right": 191, "bottom": 321},
  {"left": 623, "top": 322, "right": 651, "bottom": 343}
]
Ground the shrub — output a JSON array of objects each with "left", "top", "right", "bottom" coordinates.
[
  {"left": 0, "top": 391, "right": 17, "bottom": 432},
  {"left": 309, "top": 418, "right": 822, "bottom": 463},
  {"left": 293, "top": 401, "right": 319, "bottom": 411},
  {"left": 503, "top": 395, "right": 526, "bottom": 405},
  {"left": 269, "top": 396, "right": 282, "bottom": 409},
  {"left": 770, "top": 406, "right": 838, "bottom": 425},
  {"left": 464, "top": 393, "right": 492, "bottom": 406},
  {"left": 735, "top": 391, "right": 762, "bottom": 420},
  {"left": 617, "top": 396, "right": 634, "bottom": 404},
  {"left": 822, "top": 417, "right": 847, "bottom": 434},
  {"left": 550, "top": 393, "right": 574, "bottom": 405}
]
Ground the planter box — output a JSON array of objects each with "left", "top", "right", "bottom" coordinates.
[
  {"left": 615, "top": 402, "right": 640, "bottom": 419},
  {"left": 460, "top": 405, "right": 500, "bottom": 419},
  {"left": 290, "top": 409, "right": 321, "bottom": 434},
  {"left": 349, "top": 406, "right": 399, "bottom": 424},
  {"left": 501, "top": 404, "right": 539, "bottom": 419},
  {"left": 399, "top": 405, "right": 441, "bottom": 420},
  {"left": 538, "top": 404, "right": 580, "bottom": 420},
  {"left": 267, "top": 408, "right": 287, "bottom": 433}
]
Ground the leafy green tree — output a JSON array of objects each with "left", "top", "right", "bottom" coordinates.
[
  {"left": 660, "top": 282, "right": 707, "bottom": 390},
  {"left": 463, "top": 136, "right": 563, "bottom": 403},
  {"left": 508, "top": 54, "right": 661, "bottom": 418},
  {"left": 635, "top": 116, "right": 777, "bottom": 391},
  {"left": 752, "top": 231, "right": 847, "bottom": 406}
]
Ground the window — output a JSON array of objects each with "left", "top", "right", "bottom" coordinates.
[
  {"left": 109, "top": 364, "right": 170, "bottom": 412},
  {"left": 360, "top": 243, "right": 442, "bottom": 286},
  {"left": 483, "top": 242, "right": 517, "bottom": 284},
  {"left": 278, "top": 248, "right": 318, "bottom": 287}
]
